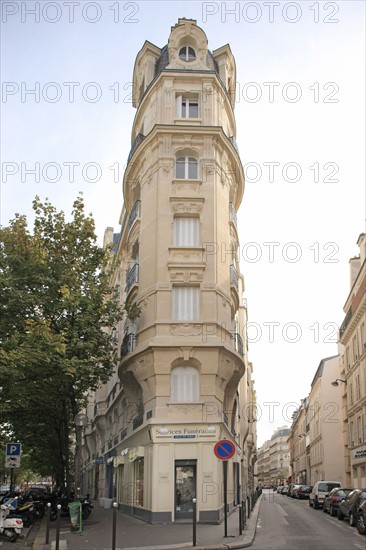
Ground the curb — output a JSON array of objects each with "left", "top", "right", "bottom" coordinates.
[{"left": 121, "top": 496, "right": 262, "bottom": 550}]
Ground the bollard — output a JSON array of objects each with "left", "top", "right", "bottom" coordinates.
[
  {"left": 247, "top": 496, "right": 250, "bottom": 518},
  {"left": 45, "top": 502, "right": 51, "bottom": 544},
  {"left": 239, "top": 505, "right": 242, "bottom": 535},
  {"left": 55, "top": 504, "right": 61, "bottom": 550},
  {"left": 192, "top": 498, "right": 197, "bottom": 547},
  {"left": 242, "top": 500, "right": 246, "bottom": 528},
  {"left": 112, "top": 501, "right": 118, "bottom": 550}
]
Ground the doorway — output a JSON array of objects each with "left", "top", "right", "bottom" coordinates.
[{"left": 175, "top": 460, "right": 196, "bottom": 520}]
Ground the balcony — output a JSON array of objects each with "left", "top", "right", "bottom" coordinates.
[
  {"left": 232, "top": 332, "right": 244, "bottom": 357},
  {"left": 230, "top": 264, "right": 239, "bottom": 291},
  {"left": 125, "top": 263, "right": 139, "bottom": 295},
  {"left": 339, "top": 307, "right": 352, "bottom": 338},
  {"left": 127, "top": 133, "right": 145, "bottom": 164},
  {"left": 128, "top": 200, "right": 141, "bottom": 230},
  {"left": 229, "top": 203, "right": 237, "bottom": 225},
  {"left": 120, "top": 334, "right": 137, "bottom": 359},
  {"left": 133, "top": 412, "right": 144, "bottom": 430}
]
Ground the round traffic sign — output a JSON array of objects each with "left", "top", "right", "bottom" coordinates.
[{"left": 214, "top": 439, "right": 235, "bottom": 460}]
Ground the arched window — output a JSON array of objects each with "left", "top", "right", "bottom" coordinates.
[
  {"left": 176, "top": 156, "right": 198, "bottom": 179},
  {"left": 171, "top": 366, "right": 199, "bottom": 402},
  {"left": 179, "top": 46, "right": 196, "bottom": 62}
]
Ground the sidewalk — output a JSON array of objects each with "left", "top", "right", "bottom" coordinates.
[{"left": 32, "top": 497, "right": 262, "bottom": 550}]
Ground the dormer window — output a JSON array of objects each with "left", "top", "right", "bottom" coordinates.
[{"left": 179, "top": 46, "right": 196, "bottom": 62}]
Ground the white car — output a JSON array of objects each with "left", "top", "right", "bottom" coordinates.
[{"left": 309, "top": 481, "right": 342, "bottom": 509}]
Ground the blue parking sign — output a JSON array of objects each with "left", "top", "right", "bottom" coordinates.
[{"left": 6, "top": 443, "right": 21, "bottom": 456}]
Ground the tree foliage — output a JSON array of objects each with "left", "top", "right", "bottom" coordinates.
[{"left": 0, "top": 195, "right": 123, "bottom": 488}]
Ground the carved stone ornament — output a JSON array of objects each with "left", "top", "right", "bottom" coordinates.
[{"left": 170, "top": 324, "right": 202, "bottom": 336}]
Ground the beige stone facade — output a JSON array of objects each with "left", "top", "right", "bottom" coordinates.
[
  {"left": 296, "top": 356, "right": 344, "bottom": 486},
  {"left": 288, "top": 398, "right": 309, "bottom": 485},
  {"left": 80, "top": 19, "right": 256, "bottom": 523},
  {"left": 257, "top": 426, "right": 290, "bottom": 487},
  {"left": 339, "top": 233, "right": 366, "bottom": 487}
]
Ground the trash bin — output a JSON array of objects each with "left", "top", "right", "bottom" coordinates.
[{"left": 68, "top": 501, "right": 82, "bottom": 532}]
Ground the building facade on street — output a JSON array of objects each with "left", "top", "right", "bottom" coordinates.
[
  {"left": 80, "top": 19, "right": 256, "bottom": 523},
  {"left": 288, "top": 398, "right": 309, "bottom": 485},
  {"left": 257, "top": 426, "right": 290, "bottom": 487},
  {"left": 338, "top": 233, "right": 366, "bottom": 487},
  {"left": 288, "top": 356, "right": 344, "bottom": 487}
]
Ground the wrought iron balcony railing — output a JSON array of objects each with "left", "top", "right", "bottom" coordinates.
[
  {"left": 128, "top": 200, "right": 141, "bottom": 230},
  {"left": 120, "top": 334, "right": 137, "bottom": 359},
  {"left": 127, "top": 133, "right": 145, "bottom": 164},
  {"left": 229, "top": 203, "right": 237, "bottom": 225},
  {"left": 125, "top": 263, "right": 139, "bottom": 294},
  {"left": 230, "top": 264, "right": 239, "bottom": 291},
  {"left": 232, "top": 332, "right": 244, "bottom": 357}
]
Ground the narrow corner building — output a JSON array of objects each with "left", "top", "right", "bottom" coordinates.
[{"left": 82, "top": 18, "right": 255, "bottom": 523}]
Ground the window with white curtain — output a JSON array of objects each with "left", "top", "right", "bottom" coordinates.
[
  {"left": 176, "top": 157, "right": 198, "bottom": 179},
  {"left": 171, "top": 366, "right": 199, "bottom": 402},
  {"left": 172, "top": 286, "right": 199, "bottom": 321},
  {"left": 173, "top": 217, "right": 199, "bottom": 247},
  {"left": 176, "top": 95, "right": 199, "bottom": 118}
]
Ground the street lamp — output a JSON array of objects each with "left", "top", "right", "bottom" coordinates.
[
  {"left": 331, "top": 379, "right": 347, "bottom": 387},
  {"left": 74, "top": 413, "right": 89, "bottom": 499}
]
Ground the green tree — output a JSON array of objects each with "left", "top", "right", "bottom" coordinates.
[{"left": 0, "top": 195, "right": 124, "bottom": 489}]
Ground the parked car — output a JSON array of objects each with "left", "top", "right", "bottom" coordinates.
[
  {"left": 338, "top": 489, "right": 366, "bottom": 526},
  {"left": 323, "top": 488, "right": 353, "bottom": 516},
  {"left": 290, "top": 484, "right": 300, "bottom": 498},
  {"left": 280, "top": 485, "right": 288, "bottom": 494},
  {"left": 287, "top": 483, "right": 296, "bottom": 496},
  {"left": 309, "top": 481, "right": 342, "bottom": 509},
  {"left": 294, "top": 485, "right": 312, "bottom": 499},
  {"left": 356, "top": 499, "right": 366, "bottom": 535}
]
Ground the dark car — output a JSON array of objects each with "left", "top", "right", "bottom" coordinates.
[
  {"left": 356, "top": 499, "right": 366, "bottom": 535},
  {"left": 294, "top": 485, "right": 312, "bottom": 499},
  {"left": 338, "top": 489, "right": 366, "bottom": 526},
  {"left": 323, "top": 488, "right": 353, "bottom": 516}
]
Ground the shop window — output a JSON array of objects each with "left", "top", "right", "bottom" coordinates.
[{"left": 134, "top": 458, "right": 144, "bottom": 507}]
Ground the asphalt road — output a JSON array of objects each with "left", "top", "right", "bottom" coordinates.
[{"left": 252, "top": 489, "right": 366, "bottom": 550}]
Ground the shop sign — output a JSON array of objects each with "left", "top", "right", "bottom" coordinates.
[{"left": 152, "top": 424, "right": 217, "bottom": 442}]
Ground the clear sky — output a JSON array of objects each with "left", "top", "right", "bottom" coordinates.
[{"left": 1, "top": 1, "right": 365, "bottom": 446}]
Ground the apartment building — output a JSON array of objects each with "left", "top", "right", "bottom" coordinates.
[
  {"left": 80, "top": 19, "right": 256, "bottom": 523},
  {"left": 257, "top": 426, "right": 290, "bottom": 487},
  {"left": 338, "top": 233, "right": 366, "bottom": 487},
  {"left": 288, "top": 398, "right": 309, "bottom": 485}
]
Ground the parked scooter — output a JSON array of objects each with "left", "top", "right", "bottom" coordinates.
[{"left": 0, "top": 501, "right": 24, "bottom": 542}]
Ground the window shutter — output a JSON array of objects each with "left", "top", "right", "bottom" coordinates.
[
  {"left": 173, "top": 218, "right": 199, "bottom": 246},
  {"left": 171, "top": 366, "right": 199, "bottom": 402},
  {"left": 172, "top": 287, "right": 199, "bottom": 321},
  {"left": 176, "top": 95, "right": 182, "bottom": 117}
]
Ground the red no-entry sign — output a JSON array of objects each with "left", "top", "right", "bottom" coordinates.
[{"left": 214, "top": 439, "right": 235, "bottom": 460}]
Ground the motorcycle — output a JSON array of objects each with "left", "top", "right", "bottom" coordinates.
[{"left": 0, "top": 501, "right": 24, "bottom": 542}]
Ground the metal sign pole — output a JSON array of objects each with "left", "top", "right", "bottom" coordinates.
[{"left": 223, "top": 460, "right": 228, "bottom": 538}]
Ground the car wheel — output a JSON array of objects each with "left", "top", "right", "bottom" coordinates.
[
  {"left": 350, "top": 512, "right": 356, "bottom": 527},
  {"left": 313, "top": 498, "right": 319, "bottom": 510},
  {"left": 323, "top": 504, "right": 327, "bottom": 513},
  {"left": 337, "top": 509, "right": 344, "bottom": 521},
  {"left": 309, "top": 499, "right": 313, "bottom": 507},
  {"left": 357, "top": 512, "right": 366, "bottom": 535},
  {"left": 330, "top": 505, "right": 336, "bottom": 517}
]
